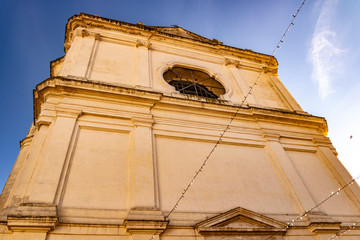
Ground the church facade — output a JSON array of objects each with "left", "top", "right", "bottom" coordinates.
[{"left": 0, "top": 13, "right": 359, "bottom": 240}]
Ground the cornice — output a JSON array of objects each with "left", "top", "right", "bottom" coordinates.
[
  {"left": 7, "top": 216, "right": 58, "bottom": 232},
  {"left": 6, "top": 205, "right": 58, "bottom": 232},
  {"left": 64, "top": 13, "right": 277, "bottom": 68},
  {"left": 308, "top": 222, "right": 341, "bottom": 234},
  {"left": 35, "top": 77, "right": 163, "bottom": 101},
  {"left": 33, "top": 77, "right": 328, "bottom": 134}
]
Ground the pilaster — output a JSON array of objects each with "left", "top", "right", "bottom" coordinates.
[
  {"left": 313, "top": 137, "right": 360, "bottom": 211},
  {"left": 60, "top": 28, "right": 99, "bottom": 80},
  {"left": 266, "top": 74, "right": 303, "bottom": 112},
  {"left": 124, "top": 218, "right": 168, "bottom": 240},
  {"left": 136, "top": 40, "right": 152, "bottom": 88},
  {"left": 125, "top": 209, "right": 167, "bottom": 240},
  {"left": 263, "top": 132, "right": 319, "bottom": 214},
  {"left": 27, "top": 109, "right": 82, "bottom": 204},
  {"left": 2, "top": 124, "right": 50, "bottom": 209},
  {"left": 6, "top": 205, "right": 57, "bottom": 240},
  {"left": 0, "top": 135, "right": 32, "bottom": 210},
  {"left": 224, "top": 59, "right": 257, "bottom": 106},
  {"left": 131, "top": 116, "right": 157, "bottom": 208},
  {"left": 307, "top": 215, "right": 341, "bottom": 240}
]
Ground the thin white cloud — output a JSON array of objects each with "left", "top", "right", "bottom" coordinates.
[{"left": 309, "top": 0, "right": 345, "bottom": 99}]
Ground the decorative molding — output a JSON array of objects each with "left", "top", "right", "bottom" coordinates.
[
  {"left": 20, "top": 136, "right": 33, "bottom": 149},
  {"left": 262, "top": 66, "right": 278, "bottom": 75},
  {"left": 224, "top": 58, "right": 242, "bottom": 68},
  {"left": 94, "top": 33, "right": 100, "bottom": 40},
  {"left": 124, "top": 220, "right": 168, "bottom": 235},
  {"left": 35, "top": 119, "right": 53, "bottom": 130},
  {"left": 312, "top": 137, "right": 338, "bottom": 155},
  {"left": 308, "top": 222, "right": 341, "bottom": 234},
  {"left": 33, "top": 78, "right": 328, "bottom": 133},
  {"left": 132, "top": 117, "right": 154, "bottom": 128},
  {"left": 224, "top": 58, "right": 277, "bottom": 74},
  {"left": 262, "top": 133, "right": 281, "bottom": 142},
  {"left": 124, "top": 209, "right": 168, "bottom": 234},
  {"left": 7, "top": 216, "right": 58, "bottom": 232},
  {"left": 55, "top": 107, "right": 82, "bottom": 119},
  {"left": 81, "top": 29, "right": 88, "bottom": 38},
  {"left": 76, "top": 29, "right": 101, "bottom": 40},
  {"left": 312, "top": 137, "right": 332, "bottom": 147},
  {"left": 136, "top": 40, "right": 152, "bottom": 49},
  {"left": 6, "top": 205, "right": 58, "bottom": 232},
  {"left": 64, "top": 14, "right": 278, "bottom": 67},
  {"left": 196, "top": 207, "right": 287, "bottom": 236}
]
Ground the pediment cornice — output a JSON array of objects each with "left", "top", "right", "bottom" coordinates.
[{"left": 195, "top": 207, "right": 287, "bottom": 236}]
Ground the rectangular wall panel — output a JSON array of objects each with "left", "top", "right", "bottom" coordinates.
[
  {"left": 156, "top": 136, "right": 295, "bottom": 214},
  {"left": 286, "top": 150, "right": 356, "bottom": 215},
  {"left": 61, "top": 127, "right": 129, "bottom": 210},
  {"left": 90, "top": 41, "right": 135, "bottom": 85}
]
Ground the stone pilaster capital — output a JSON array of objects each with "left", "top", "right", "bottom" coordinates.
[
  {"left": 136, "top": 40, "right": 152, "bottom": 49},
  {"left": 81, "top": 29, "right": 89, "bottom": 38},
  {"left": 224, "top": 58, "right": 241, "bottom": 68},
  {"left": 262, "top": 132, "right": 281, "bottom": 142},
  {"left": 312, "top": 137, "right": 338, "bottom": 155},
  {"left": 20, "top": 136, "right": 33, "bottom": 149},
  {"left": 312, "top": 137, "right": 331, "bottom": 147},
  {"left": 34, "top": 118, "right": 54, "bottom": 131},
  {"left": 262, "top": 66, "right": 278, "bottom": 75},
  {"left": 55, "top": 107, "right": 82, "bottom": 119},
  {"left": 132, "top": 117, "right": 154, "bottom": 128},
  {"left": 72, "top": 28, "right": 101, "bottom": 40}
]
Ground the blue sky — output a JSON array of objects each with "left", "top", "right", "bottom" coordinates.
[{"left": 0, "top": 0, "right": 359, "bottom": 191}]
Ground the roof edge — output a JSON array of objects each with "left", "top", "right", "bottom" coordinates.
[{"left": 63, "top": 13, "right": 278, "bottom": 68}]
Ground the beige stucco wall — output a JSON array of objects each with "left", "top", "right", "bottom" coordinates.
[
  {"left": 57, "top": 25, "right": 301, "bottom": 112},
  {"left": 1, "top": 14, "right": 359, "bottom": 240}
]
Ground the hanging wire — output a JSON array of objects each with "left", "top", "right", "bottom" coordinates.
[
  {"left": 164, "top": 68, "right": 263, "bottom": 220},
  {"left": 148, "top": 1, "right": 308, "bottom": 239},
  {"left": 329, "top": 219, "right": 360, "bottom": 239},
  {"left": 148, "top": 60, "right": 267, "bottom": 240},
  {"left": 148, "top": 62, "right": 267, "bottom": 240},
  {"left": 264, "top": 175, "right": 360, "bottom": 240},
  {"left": 164, "top": 0, "right": 307, "bottom": 222},
  {"left": 272, "top": 0, "right": 306, "bottom": 55}
]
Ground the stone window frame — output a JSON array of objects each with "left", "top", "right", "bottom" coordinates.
[{"left": 163, "top": 66, "right": 226, "bottom": 99}]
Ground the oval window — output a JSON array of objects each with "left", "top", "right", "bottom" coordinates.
[{"left": 163, "top": 67, "right": 225, "bottom": 99}]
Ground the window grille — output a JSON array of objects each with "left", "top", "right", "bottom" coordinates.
[{"left": 163, "top": 67, "right": 225, "bottom": 99}]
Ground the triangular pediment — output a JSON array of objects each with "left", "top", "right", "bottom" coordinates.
[
  {"left": 151, "top": 26, "right": 217, "bottom": 44},
  {"left": 196, "top": 207, "right": 287, "bottom": 235}
]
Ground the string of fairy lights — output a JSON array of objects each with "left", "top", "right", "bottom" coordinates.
[
  {"left": 161, "top": 0, "right": 307, "bottom": 223},
  {"left": 329, "top": 219, "right": 360, "bottom": 239},
  {"left": 149, "top": 68, "right": 267, "bottom": 240},
  {"left": 264, "top": 175, "right": 360, "bottom": 240},
  {"left": 149, "top": 0, "right": 360, "bottom": 239},
  {"left": 163, "top": 63, "right": 264, "bottom": 221},
  {"left": 272, "top": 0, "right": 306, "bottom": 55}
]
